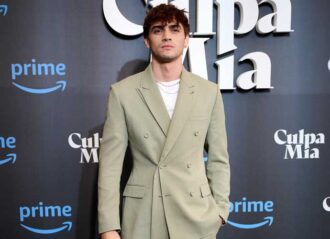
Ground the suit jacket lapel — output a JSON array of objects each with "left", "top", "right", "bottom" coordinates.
[
  {"left": 137, "top": 65, "right": 171, "bottom": 136},
  {"left": 160, "top": 68, "right": 197, "bottom": 162}
]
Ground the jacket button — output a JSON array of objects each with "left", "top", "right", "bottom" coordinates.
[
  {"left": 190, "top": 192, "right": 194, "bottom": 197},
  {"left": 194, "top": 131, "right": 199, "bottom": 136},
  {"left": 187, "top": 163, "right": 191, "bottom": 168},
  {"left": 144, "top": 133, "right": 149, "bottom": 139}
]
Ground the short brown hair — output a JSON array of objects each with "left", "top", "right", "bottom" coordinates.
[{"left": 143, "top": 4, "right": 190, "bottom": 38}]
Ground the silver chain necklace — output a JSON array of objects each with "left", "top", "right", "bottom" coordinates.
[{"left": 156, "top": 79, "right": 180, "bottom": 87}]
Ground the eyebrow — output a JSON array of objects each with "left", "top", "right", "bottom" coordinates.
[
  {"left": 150, "top": 23, "right": 181, "bottom": 31},
  {"left": 150, "top": 25, "right": 164, "bottom": 31},
  {"left": 169, "top": 23, "right": 181, "bottom": 29}
]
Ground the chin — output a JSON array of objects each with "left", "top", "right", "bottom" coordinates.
[{"left": 156, "top": 55, "right": 180, "bottom": 63}]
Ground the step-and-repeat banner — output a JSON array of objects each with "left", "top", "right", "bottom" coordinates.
[{"left": 0, "top": 0, "right": 329, "bottom": 238}]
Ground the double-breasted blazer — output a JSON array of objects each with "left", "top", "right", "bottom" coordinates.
[{"left": 98, "top": 65, "right": 230, "bottom": 239}]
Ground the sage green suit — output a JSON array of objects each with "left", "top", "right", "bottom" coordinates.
[{"left": 98, "top": 65, "right": 230, "bottom": 239}]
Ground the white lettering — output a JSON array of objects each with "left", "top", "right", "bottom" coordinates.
[
  {"left": 103, "top": 0, "right": 143, "bottom": 36},
  {"left": 80, "top": 149, "right": 99, "bottom": 163},
  {"left": 215, "top": 55, "right": 235, "bottom": 90},
  {"left": 237, "top": 52, "right": 272, "bottom": 90},
  {"left": 257, "top": 0, "right": 294, "bottom": 34},
  {"left": 148, "top": 0, "right": 168, "bottom": 8},
  {"left": 308, "top": 148, "right": 319, "bottom": 159},
  {"left": 323, "top": 197, "right": 330, "bottom": 212},
  {"left": 195, "top": 0, "right": 214, "bottom": 35},
  {"left": 284, "top": 145, "right": 302, "bottom": 159},
  {"left": 68, "top": 133, "right": 101, "bottom": 163},
  {"left": 274, "top": 129, "right": 287, "bottom": 145},
  {"left": 316, "top": 133, "right": 325, "bottom": 144},
  {"left": 275, "top": 129, "right": 325, "bottom": 159},
  {"left": 68, "top": 133, "right": 81, "bottom": 149},
  {"left": 187, "top": 38, "right": 210, "bottom": 79},
  {"left": 170, "top": 0, "right": 189, "bottom": 16},
  {"left": 215, "top": 0, "right": 237, "bottom": 55},
  {"left": 234, "top": 0, "right": 259, "bottom": 35}
]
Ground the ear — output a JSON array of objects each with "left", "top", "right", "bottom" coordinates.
[
  {"left": 184, "top": 35, "right": 189, "bottom": 48},
  {"left": 144, "top": 38, "right": 150, "bottom": 48}
]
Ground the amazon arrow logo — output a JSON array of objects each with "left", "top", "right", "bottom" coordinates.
[
  {"left": 11, "top": 59, "right": 67, "bottom": 94},
  {"left": 19, "top": 202, "right": 73, "bottom": 234},
  {"left": 20, "top": 221, "right": 72, "bottom": 234},
  {"left": 0, "top": 136, "right": 17, "bottom": 166},
  {"left": 0, "top": 153, "right": 17, "bottom": 165},
  {"left": 12, "top": 80, "right": 66, "bottom": 94},
  {"left": 0, "top": 4, "right": 8, "bottom": 16},
  {"left": 228, "top": 197, "right": 275, "bottom": 230},
  {"left": 227, "top": 216, "right": 273, "bottom": 229}
]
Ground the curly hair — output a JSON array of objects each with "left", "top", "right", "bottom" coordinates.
[{"left": 143, "top": 4, "right": 189, "bottom": 38}]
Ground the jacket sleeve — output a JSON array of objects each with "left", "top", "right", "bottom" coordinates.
[
  {"left": 98, "top": 85, "right": 128, "bottom": 234},
  {"left": 205, "top": 87, "right": 230, "bottom": 222}
]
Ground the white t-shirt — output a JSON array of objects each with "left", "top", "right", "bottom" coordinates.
[{"left": 156, "top": 79, "right": 180, "bottom": 119}]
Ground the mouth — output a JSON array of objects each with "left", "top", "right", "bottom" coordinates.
[{"left": 161, "top": 44, "right": 174, "bottom": 49}]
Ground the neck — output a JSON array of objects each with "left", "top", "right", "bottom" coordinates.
[{"left": 151, "top": 57, "right": 183, "bottom": 82}]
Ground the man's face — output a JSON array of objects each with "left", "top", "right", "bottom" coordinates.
[{"left": 144, "top": 20, "right": 189, "bottom": 63}]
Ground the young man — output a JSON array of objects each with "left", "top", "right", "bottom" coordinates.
[{"left": 98, "top": 4, "right": 230, "bottom": 239}]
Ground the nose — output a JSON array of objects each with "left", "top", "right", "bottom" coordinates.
[{"left": 162, "top": 27, "right": 172, "bottom": 42}]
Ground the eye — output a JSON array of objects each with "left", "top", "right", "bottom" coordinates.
[
  {"left": 151, "top": 27, "right": 163, "bottom": 34},
  {"left": 171, "top": 26, "right": 181, "bottom": 33}
]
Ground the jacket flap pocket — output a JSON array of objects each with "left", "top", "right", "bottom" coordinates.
[
  {"left": 200, "top": 183, "right": 211, "bottom": 198},
  {"left": 123, "top": 185, "right": 145, "bottom": 198}
]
